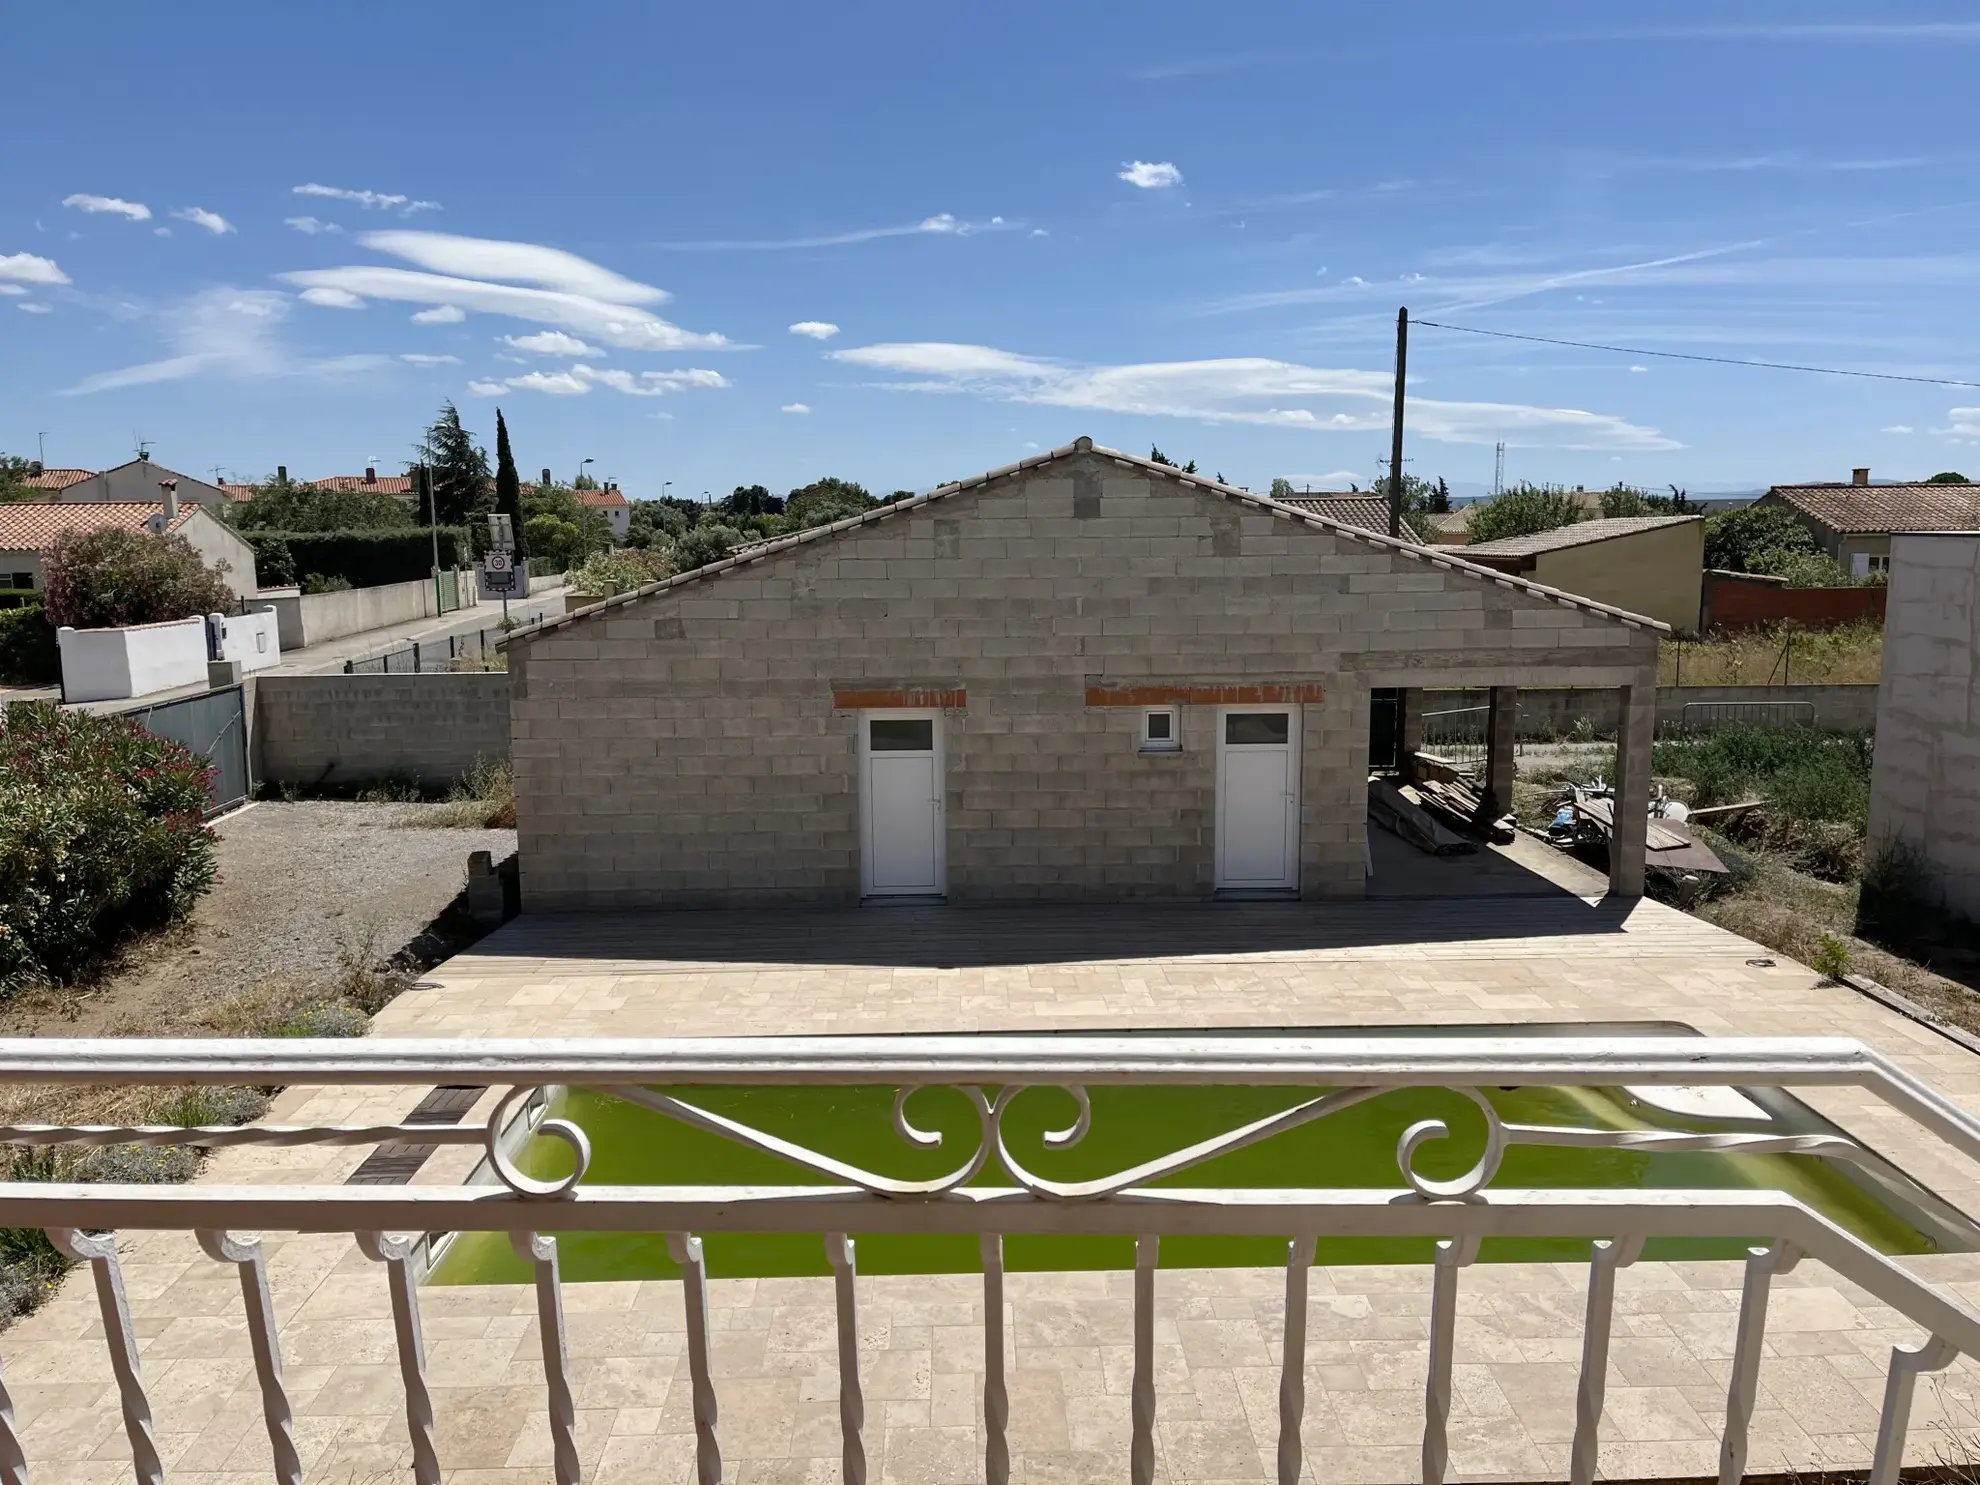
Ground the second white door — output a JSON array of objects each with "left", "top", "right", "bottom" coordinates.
[
  {"left": 860, "top": 711, "right": 945, "bottom": 896},
  {"left": 1215, "top": 708, "right": 1300, "bottom": 891}
]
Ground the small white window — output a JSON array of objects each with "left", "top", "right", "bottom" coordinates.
[{"left": 1141, "top": 707, "right": 1182, "bottom": 753}]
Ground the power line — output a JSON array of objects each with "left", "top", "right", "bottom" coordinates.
[{"left": 1410, "top": 317, "right": 1980, "bottom": 389}]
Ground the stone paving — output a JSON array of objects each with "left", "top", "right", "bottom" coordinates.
[{"left": 12, "top": 871, "right": 1980, "bottom": 1483}]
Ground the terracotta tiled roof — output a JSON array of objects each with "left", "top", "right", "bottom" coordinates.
[
  {"left": 1463, "top": 515, "right": 1702, "bottom": 558},
  {"left": 222, "top": 483, "right": 258, "bottom": 502},
  {"left": 1767, "top": 482, "right": 1980, "bottom": 535},
  {"left": 0, "top": 501, "right": 198, "bottom": 550},
  {"left": 307, "top": 474, "right": 417, "bottom": 496},
  {"left": 19, "top": 468, "right": 95, "bottom": 491},
  {"left": 1273, "top": 495, "right": 1391, "bottom": 532},
  {"left": 578, "top": 488, "right": 628, "bottom": 508}
]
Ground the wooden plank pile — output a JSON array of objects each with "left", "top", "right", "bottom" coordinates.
[
  {"left": 1368, "top": 778, "right": 1477, "bottom": 855},
  {"left": 1409, "top": 774, "right": 1517, "bottom": 845}
]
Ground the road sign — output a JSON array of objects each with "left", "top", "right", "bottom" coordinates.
[
  {"left": 478, "top": 557, "right": 524, "bottom": 600},
  {"left": 485, "top": 550, "right": 512, "bottom": 573}
]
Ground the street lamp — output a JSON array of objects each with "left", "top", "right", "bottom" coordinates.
[
  {"left": 662, "top": 481, "right": 672, "bottom": 502},
  {"left": 577, "top": 456, "right": 594, "bottom": 487}
]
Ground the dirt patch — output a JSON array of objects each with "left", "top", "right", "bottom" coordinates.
[{"left": 0, "top": 801, "right": 515, "bottom": 1038}]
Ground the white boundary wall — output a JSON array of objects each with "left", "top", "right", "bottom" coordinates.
[
  {"left": 208, "top": 607, "right": 281, "bottom": 673},
  {"left": 56, "top": 616, "right": 208, "bottom": 703}
]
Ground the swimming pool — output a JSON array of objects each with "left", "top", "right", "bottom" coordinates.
[{"left": 430, "top": 1023, "right": 1967, "bottom": 1284}]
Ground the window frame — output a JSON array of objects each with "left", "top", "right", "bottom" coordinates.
[{"left": 1139, "top": 705, "right": 1182, "bottom": 754}]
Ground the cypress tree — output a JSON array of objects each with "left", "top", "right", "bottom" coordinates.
[{"left": 493, "top": 408, "right": 525, "bottom": 557}]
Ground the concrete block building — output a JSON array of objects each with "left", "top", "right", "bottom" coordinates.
[
  {"left": 1868, "top": 532, "right": 1980, "bottom": 920},
  {"left": 506, "top": 439, "right": 1665, "bottom": 910}
]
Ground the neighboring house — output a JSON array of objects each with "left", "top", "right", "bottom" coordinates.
[
  {"left": 18, "top": 465, "right": 95, "bottom": 494},
  {"left": 223, "top": 466, "right": 419, "bottom": 504},
  {"left": 1273, "top": 495, "right": 1473, "bottom": 546},
  {"left": 506, "top": 437, "right": 1665, "bottom": 910},
  {"left": 1760, "top": 468, "right": 1980, "bottom": 578},
  {"left": 0, "top": 499, "right": 259, "bottom": 605},
  {"left": 1868, "top": 531, "right": 1980, "bottom": 921},
  {"left": 1460, "top": 516, "right": 1706, "bottom": 634},
  {"left": 53, "top": 457, "right": 236, "bottom": 511},
  {"left": 578, "top": 482, "right": 631, "bottom": 539}
]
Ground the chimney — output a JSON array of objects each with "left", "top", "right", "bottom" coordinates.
[
  {"left": 364, "top": 465, "right": 376, "bottom": 483},
  {"left": 541, "top": 467, "right": 552, "bottom": 485},
  {"left": 277, "top": 465, "right": 287, "bottom": 483},
  {"left": 159, "top": 479, "right": 179, "bottom": 523},
  {"left": 1852, "top": 467, "right": 1870, "bottom": 487}
]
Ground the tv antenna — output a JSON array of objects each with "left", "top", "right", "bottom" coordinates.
[
  {"left": 133, "top": 433, "right": 152, "bottom": 460},
  {"left": 1493, "top": 441, "right": 1506, "bottom": 497}
]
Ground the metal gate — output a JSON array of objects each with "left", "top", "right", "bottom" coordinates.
[
  {"left": 124, "top": 685, "right": 250, "bottom": 816},
  {"left": 1674, "top": 700, "right": 1818, "bottom": 735}
]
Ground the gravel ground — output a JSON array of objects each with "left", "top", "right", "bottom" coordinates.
[{"left": 0, "top": 801, "right": 515, "bottom": 1037}]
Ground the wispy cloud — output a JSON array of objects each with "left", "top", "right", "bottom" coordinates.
[
  {"left": 284, "top": 216, "right": 343, "bottom": 235},
  {"left": 1950, "top": 409, "right": 1980, "bottom": 436},
  {"left": 1883, "top": 425, "right": 1915, "bottom": 435},
  {"left": 299, "top": 286, "right": 366, "bottom": 309},
  {"left": 781, "top": 402, "right": 811, "bottom": 414},
  {"left": 400, "top": 353, "right": 459, "bottom": 366},
  {"left": 282, "top": 231, "right": 730, "bottom": 350},
  {"left": 789, "top": 321, "right": 840, "bottom": 340},
  {"left": 504, "top": 330, "right": 601, "bottom": 357},
  {"left": 653, "top": 214, "right": 1007, "bottom": 251},
  {"left": 61, "top": 287, "right": 389, "bottom": 395},
  {"left": 1285, "top": 471, "right": 1365, "bottom": 488},
  {"left": 478, "top": 363, "right": 730, "bottom": 398},
  {"left": 17, "top": 302, "right": 52, "bottom": 315},
  {"left": 172, "top": 207, "right": 234, "bottom": 235},
  {"left": 830, "top": 341, "right": 1678, "bottom": 450},
  {"left": 0, "top": 253, "right": 69, "bottom": 286},
  {"left": 63, "top": 193, "right": 150, "bottom": 221},
  {"left": 1119, "top": 160, "right": 1183, "bottom": 189},
  {"left": 0, "top": 285, "right": 23, "bottom": 296},
  {"left": 292, "top": 183, "right": 440, "bottom": 214},
  {"left": 411, "top": 304, "right": 464, "bottom": 324}
]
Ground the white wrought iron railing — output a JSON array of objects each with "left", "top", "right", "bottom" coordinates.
[{"left": 3, "top": 1034, "right": 1980, "bottom": 1485}]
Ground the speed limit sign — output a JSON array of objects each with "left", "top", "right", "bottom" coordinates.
[{"left": 485, "top": 550, "right": 512, "bottom": 573}]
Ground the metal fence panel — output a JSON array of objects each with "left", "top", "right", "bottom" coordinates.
[
  {"left": 1674, "top": 700, "right": 1818, "bottom": 735},
  {"left": 124, "top": 684, "right": 249, "bottom": 815}
]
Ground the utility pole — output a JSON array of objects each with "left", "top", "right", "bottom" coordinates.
[
  {"left": 37, "top": 432, "right": 48, "bottom": 467},
  {"left": 422, "top": 463, "right": 443, "bottom": 615},
  {"left": 1388, "top": 307, "right": 1408, "bottom": 539},
  {"left": 1493, "top": 441, "right": 1506, "bottom": 498}
]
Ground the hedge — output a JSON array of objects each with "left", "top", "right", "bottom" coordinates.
[
  {"left": 0, "top": 702, "right": 218, "bottom": 993},
  {"left": 0, "top": 606, "right": 57, "bottom": 686},
  {"left": 247, "top": 528, "right": 470, "bottom": 590}
]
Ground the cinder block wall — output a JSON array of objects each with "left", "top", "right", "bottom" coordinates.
[
  {"left": 510, "top": 452, "right": 1656, "bottom": 909},
  {"left": 1869, "top": 533, "right": 1980, "bottom": 918},
  {"left": 254, "top": 673, "right": 510, "bottom": 787}
]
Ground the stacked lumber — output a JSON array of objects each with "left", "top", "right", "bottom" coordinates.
[
  {"left": 1571, "top": 793, "right": 1728, "bottom": 874},
  {"left": 1369, "top": 778, "right": 1477, "bottom": 856},
  {"left": 1410, "top": 775, "right": 1516, "bottom": 845}
]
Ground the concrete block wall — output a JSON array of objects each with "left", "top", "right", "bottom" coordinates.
[
  {"left": 1868, "top": 534, "right": 1980, "bottom": 918},
  {"left": 509, "top": 450, "right": 1658, "bottom": 909},
  {"left": 254, "top": 672, "right": 510, "bottom": 787}
]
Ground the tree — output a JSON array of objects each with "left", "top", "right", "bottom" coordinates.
[
  {"left": 786, "top": 476, "right": 877, "bottom": 530},
  {"left": 720, "top": 484, "right": 784, "bottom": 518},
  {"left": 0, "top": 454, "right": 34, "bottom": 503},
  {"left": 40, "top": 528, "right": 234, "bottom": 629},
  {"left": 1702, "top": 502, "right": 1822, "bottom": 574},
  {"left": 627, "top": 501, "right": 689, "bottom": 548},
  {"left": 1465, "top": 484, "right": 1587, "bottom": 544},
  {"left": 231, "top": 475, "right": 415, "bottom": 532},
  {"left": 1926, "top": 470, "right": 1971, "bottom": 484},
  {"left": 1148, "top": 447, "right": 1198, "bottom": 474},
  {"left": 1269, "top": 477, "right": 1295, "bottom": 500},
  {"left": 412, "top": 402, "right": 491, "bottom": 527},
  {"left": 492, "top": 409, "right": 525, "bottom": 558},
  {"left": 677, "top": 523, "right": 745, "bottom": 570},
  {"left": 1598, "top": 482, "right": 1698, "bottom": 518},
  {"left": 520, "top": 483, "right": 611, "bottom": 563}
]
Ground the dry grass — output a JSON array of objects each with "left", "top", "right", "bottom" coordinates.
[
  {"left": 413, "top": 756, "right": 516, "bottom": 829},
  {"left": 1660, "top": 620, "right": 1884, "bottom": 686}
]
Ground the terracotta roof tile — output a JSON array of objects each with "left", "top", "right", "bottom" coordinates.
[
  {"left": 1273, "top": 496, "right": 1392, "bottom": 532},
  {"left": 0, "top": 501, "right": 198, "bottom": 550},
  {"left": 19, "top": 468, "right": 95, "bottom": 491},
  {"left": 577, "top": 488, "right": 628, "bottom": 507},
  {"left": 1768, "top": 483, "right": 1980, "bottom": 535},
  {"left": 307, "top": 474, "right": 416, "bottom": 496}
]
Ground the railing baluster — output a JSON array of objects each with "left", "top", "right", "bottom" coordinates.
[
  {"left": 1570, "top": 1236, "right": 1643, "bottom": 1485},
  {"left": 1279, "top": 1234, "right": 1317, "bottom": 1485},
  {"left": 1422, "top": 1235, "right": 1479, "bottom": 1485},
  {"left": 357, "top": 1231, "right": 441, "bottom": 1485},
  {"left": 47, "top": 1229, "right": 161, "bottom": 1485},
  {"left": 667, "top": 1233, "right": 722, "bottom": 1485},
  {"left": 1869, "top": 1335, "right": 1959, "bottom": 1485},
  {"left": 512, "top": 1232, "right": 581, "bottom": 1485},
  {"left": 824, "top": 1234, "right": 867, "bottom": 1485},
  {"left": 1132, "top": 1234, "right": 1158, "bottom": 1485},
  {"left": 980, "top": 1234, "right": 1010, "bottom": 1485},
  {"left": 0, "top": 1350, "right": 23, "bottom": 1485},
  {"left": 196, "top": 1229, "right": 302, "bottom": 1485},
  {"left": 1719, "top": 1240, "right": 1799, "bottom": 1485}
]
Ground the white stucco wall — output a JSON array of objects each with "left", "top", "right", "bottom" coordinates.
[
  {"left": 1868, "top": 532, "right": 1980, "bottom": 919},
  {"left": 176, "top": 510, "right": 259, "bottom": 603},
  {"left": 209, "top": 608, "right": 281, "bottom": 672},
  {"left": 55, "top": 461, "right": 234, "bottom": 510},
  {"left": 57, "top": 616, "right": 209, "bottom": 703}
]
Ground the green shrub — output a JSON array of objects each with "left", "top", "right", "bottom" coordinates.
[
  {"left": 301, "top": 573, "right": 354, "bottom": 595},
  {"left": 1812, "top": 933, "right": 1854, "bottom": 980},
  {"left": 230, "top": 480, "right": 416, "bottom": 532},
  {"left": 244, "top": 533, "right": 296, "bottom": 588},
  {"left": 1465, "top": 484, "right": 1586, "bottom": 544},
  {"left": 254, "top": 528, "right": 470, "bottom": 589},
  {"left": 0, "top": 702, "right": 219, "bottom": 993},
  {"left": 568, "top": 546, "right": 676, "bottom": 594},
  {"left": 39, "top": 527, "right": 234, "bottom": 629},
  {"left": 0, "top": 605, "right": 58, "bottom": 685},
  {"left": 677, "top": 523, "right": 745, "bottom": 570}
]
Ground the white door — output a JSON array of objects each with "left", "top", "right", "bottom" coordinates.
[
  {"left": 1215, "top": 708, "right": 1300, "bottom": 891},
  {"left": 860, "top": 711, "right": 946, "bottom": 896}
]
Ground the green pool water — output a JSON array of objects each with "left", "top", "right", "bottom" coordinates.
[{"left": 429, "top": 1081, "right": 1939, "bottom": 1285}]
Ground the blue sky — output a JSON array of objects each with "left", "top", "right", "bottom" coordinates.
[{"left": 6, "top": 1, "right": 1980, "bottom": 500}]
